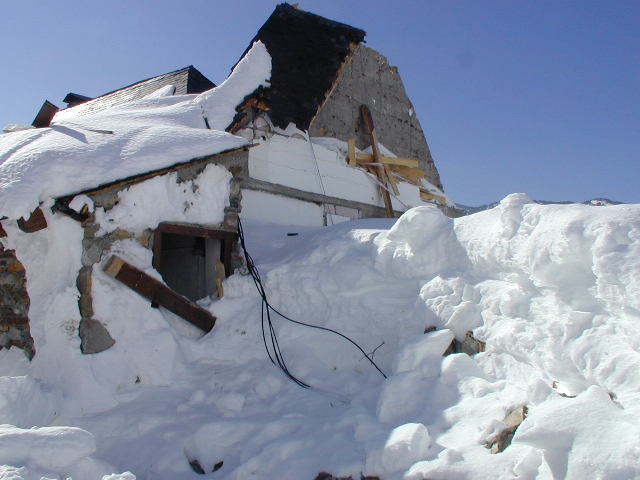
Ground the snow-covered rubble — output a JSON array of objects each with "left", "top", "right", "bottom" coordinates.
[{"left": 1, "top": 194, "right": 639, "bottom": 479}]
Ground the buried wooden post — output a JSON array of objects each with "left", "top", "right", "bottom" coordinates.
[
  {"left": 103, "top": 255, "right": 217, "bottom": 332},
  {"left": 215, "top": 260, "right": 226, "bottom": 299}
]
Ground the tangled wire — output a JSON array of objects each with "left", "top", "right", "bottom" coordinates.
[{"left": 237, "top": 217, "right": 387, "bottom": 389}]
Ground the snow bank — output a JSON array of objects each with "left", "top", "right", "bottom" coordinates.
[
  {"left": 1, "top": 197, "right": 639, "bottom": 479},
  {"left": 0, "top": 425, "right": 134, "bottom": 479},
  {"left": 0, "top": 41, "right": 271, "bottom": 219}
]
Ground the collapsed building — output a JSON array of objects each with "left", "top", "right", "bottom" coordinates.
[{"left": 0, "top": 4, "right": 456, "bottom": 360}]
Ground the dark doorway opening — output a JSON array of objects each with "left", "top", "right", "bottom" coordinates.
[{"left": 152, "top": 223, "right": 236, "bottom": 302}]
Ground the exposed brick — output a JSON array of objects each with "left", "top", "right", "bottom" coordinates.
[
  {"left": 0, "top": 259, "right": 25, "bottom": 274},
  {"left": 0, "top": 248, "right": 34, "bottom": 359}
]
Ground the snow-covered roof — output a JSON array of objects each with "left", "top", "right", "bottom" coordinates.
[
  {"left": 0, "top": 41, "right": 272, "bottom": 220},
  {"left": 55, "top": 65, "right": 215, "bottom": 119}
]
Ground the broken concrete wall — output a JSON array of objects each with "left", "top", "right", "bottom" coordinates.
[
  {"left": 238, "top": 128, "right": 413, "bottom": 223},
  {"left": 309, "top": 44, "right": 443, "bottom": 191},
  {"left": 0, "top": 243, "right": 34, "bottom": 359}
]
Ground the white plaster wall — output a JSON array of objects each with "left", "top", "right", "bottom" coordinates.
[
  {"left": 240, "top": 189, "right": 324, "bottom": 227},
  {"left": 248, "top": 136, "right": 424, "bottom": 212}
]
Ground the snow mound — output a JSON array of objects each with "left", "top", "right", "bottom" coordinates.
[
  {"left": 1, "top": 197, "right": 639, "bottom": 479},
  {"left": 381, "top": 423, "right": 431, "bottom": 473},
  {"left": 0, "top": 41, "right": 271, "bottom": 219},
  {"left": 0, "top": 425, "right": 134, "bottom": 479}
]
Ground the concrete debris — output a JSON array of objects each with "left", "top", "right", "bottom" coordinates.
[
  {"left": 485, "top": 405, "right": 528, "bottom": 454},
  {"left": 444, "top": 330, "right": 486, "bottom": 356},
  {"left": 79, "top": 318, "right": 115, "bottom": 354}
]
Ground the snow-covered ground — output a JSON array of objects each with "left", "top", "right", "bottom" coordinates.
[{"left": 1, "top": 194, "right": 639, "bottom": 479}]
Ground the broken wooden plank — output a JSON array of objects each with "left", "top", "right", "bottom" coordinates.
[
  {"left": 17, "top": 207, "right": 47, "bottom": 233},
  {"left": 420, "top": 188, "right": 446, "bottom": 205},
  {"left": 360, "top": 105, "right": 394, "bottom": 218},
  {"left": 347, "top": 138, "right": 356, "bottom": 167},
  {"left": 390, "top": 165, "right": 427, "bottom": 185},
  {"left": 215, "top": 260, "right": 226, "bottom": 299},
  {"left": 103, "top": 255, "right": 217, "bottom": 332},
  {"left": 354, "top": 152, "right": 419, "bottom": 168},
  {"left": 384, "top": 164, "right": 400, "bottom": 195}
]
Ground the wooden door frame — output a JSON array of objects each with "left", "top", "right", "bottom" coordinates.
[{"left": 152, "top": 222, "right": 237, "bottom": 278}]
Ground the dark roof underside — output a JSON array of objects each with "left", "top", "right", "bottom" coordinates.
[
  {"left": 236, "top": 3, "right": 366, "bottom": 130},
  {"left": 32, "top": 100, "right": 59, "bottom": 127}
]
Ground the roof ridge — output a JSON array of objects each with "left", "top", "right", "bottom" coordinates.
[{"left": 60, "top": 65, "right": 195, "bottom": 113}]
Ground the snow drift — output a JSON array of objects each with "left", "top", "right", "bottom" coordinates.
[{"left": 1, "top": 194, "right": 639, "bottom": 479}]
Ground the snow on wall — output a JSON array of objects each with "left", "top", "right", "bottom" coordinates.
[
  {"left": 0, "top": 152, "right": 237, "bottom": 477},
  {"left": 248, "top": 134, "right": 423, "bottom": 212},
  {"left": 94, "top": 163, "right": 231, "bottom": 235},
  {"left": 240, "top": 189, "right": 324, "bottom": 227},
  {"left": 0, "top": 41, "right": 271, "bottom": 220}
]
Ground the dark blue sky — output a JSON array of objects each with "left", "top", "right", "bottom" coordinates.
[{"left": 2, "top": 1, "right": 638, "bottom": 205}]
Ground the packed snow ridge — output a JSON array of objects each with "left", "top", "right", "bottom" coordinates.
[{"left": 1, "top": 194, "right": 638, "bottom": 479}]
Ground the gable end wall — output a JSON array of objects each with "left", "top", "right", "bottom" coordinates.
[{"left": 309, "top": 45, "right": 443, "bottom": 191}]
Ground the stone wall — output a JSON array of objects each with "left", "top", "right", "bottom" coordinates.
[
  {"left": 73, "top": 149, "right": 248, "bottom": 354},
  {"left": 0, "top": 243, "right": 34, "bottom": 359},
  {"left": 309, "top": 45, "right": 443, "bottom": 191}
]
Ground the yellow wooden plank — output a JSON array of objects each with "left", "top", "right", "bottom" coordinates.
[
  {"left": 384, "top": 165, "right": 400, "bottom": 195},
  {"left": 103, "top": 255, "right": 125, "bottom": 278},
  {"left": 419, "top": 188, "right": 446, "bottom": 205},
  {"left": 215, "top": 260, "right": 226, "bottom": 299},
  {"left": 348, "top": 138, "right": 356, "bottom": 166},
  {"left": 390, "top": 165, "right": 427, "bottom": 184},
  {"left": 354, "top": 152, "right": 419, "bottom": 168}
]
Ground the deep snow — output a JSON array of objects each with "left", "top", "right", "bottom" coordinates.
[{"left": 1, "top": 194, "right": 639, "bottom": 479}]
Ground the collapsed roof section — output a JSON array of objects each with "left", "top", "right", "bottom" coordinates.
[
  {"left": 230, "top": 3, "right": 366, "bottom": 131},
  {"left": 53, "top": 66, "right": 215, "bottom": 122},
  {"left": 0, "top": 42, "right": 272, "bottom": 220}
]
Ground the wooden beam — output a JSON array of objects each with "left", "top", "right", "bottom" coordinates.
[
  {"left": 17, "top": 207, "right": 47, "bottom": 233},
  {"left": 103, "top": 255, "right": 217, "bottom": 333},
  {"left": 360, "top": 105, "right": 394, "bottom": 218},
  {"left": 156, "top": 222, "right": 236, "bottom": 240},
  {"left": 215, "top": 260, "right": 225, "bottom": 299},
  {"left": 347, "top": 138, "right": 356, "bottom": 166},
  {"left": 354, "top": 153, "right": 419, "bottom": 168},
  {"left": 385, "top": 165, "right": 400, "bottom": 195},
  {"left": 419, "top": 188, "right": 446, "bottom": 205},
  {"left": 390, "top": 165, "right": 427, "bottom": 185}
]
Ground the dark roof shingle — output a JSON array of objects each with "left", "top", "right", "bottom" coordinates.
[
  {"left": 57, "top": 66, "right": 215, "bottom": 118},
  {"left": 231, "top": 3, "right": 366, "bottom": 131}
]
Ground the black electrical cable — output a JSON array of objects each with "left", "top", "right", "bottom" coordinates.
[{"left": 237, "top": 217, "right": 387, "bottom": 389}]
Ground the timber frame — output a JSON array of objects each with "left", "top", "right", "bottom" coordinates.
[{"left": 152, "top": 222, "right": 237, "bottom": 279}]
